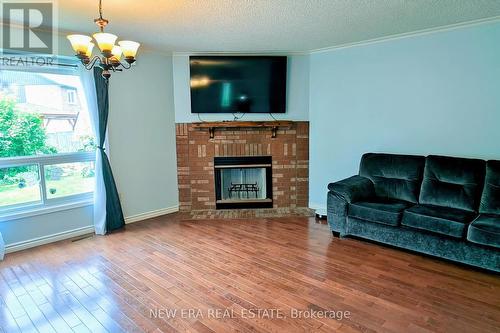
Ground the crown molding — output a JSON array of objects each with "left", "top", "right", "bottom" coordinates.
[{"left": 309, "top": 16, "right": 500, "bottom": 54}]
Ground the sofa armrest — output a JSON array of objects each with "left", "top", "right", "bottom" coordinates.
[
  {"left": 328, "top": 175, "right": 374, "bottom": 203},
  {"left": 326, "top": 176, "right": 374, "bottom": 236}
]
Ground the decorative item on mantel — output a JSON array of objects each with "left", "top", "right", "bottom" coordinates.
[
  {"left": 67, "top": 0, "right": 140, "bottom": 79},
  {"left": 191, "top": 121, "right": 294, "bottom": 139}
]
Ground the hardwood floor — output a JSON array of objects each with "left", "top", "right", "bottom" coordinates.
[{"left": 1, "top": 214, "right": 499, "bottom": 333}]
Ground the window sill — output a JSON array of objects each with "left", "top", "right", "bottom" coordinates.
[{"left": 0, "top": 199, "right": 93, "bottom": 223}]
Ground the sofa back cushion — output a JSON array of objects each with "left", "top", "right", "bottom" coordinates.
[
  {"left": 419, "top": 155, "right": 485, "bottom": 212},
  {"left": 359, "top": 153, "right": 425, "bottom": 203},
  {"left": 480, "top": 160, "right": 500, "bottom": 215}
]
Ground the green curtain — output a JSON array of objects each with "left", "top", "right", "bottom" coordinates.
[{"left": 94, "top": 67, "right": 125, "bottom": 233}]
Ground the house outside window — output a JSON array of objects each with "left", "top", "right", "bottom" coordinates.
[
  {"left": 0, "top": 60, "right": 96, "bottom": 217},
  {"left": 67, "top": 89, "right": 77, "bottom": 105}
]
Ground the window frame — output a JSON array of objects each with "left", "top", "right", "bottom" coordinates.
[
  {"left": 0, "top": 55, "right": 96, "bottom": 220},
  {"left": 0, "top": 151, "right": 96, "bottom": 217}
]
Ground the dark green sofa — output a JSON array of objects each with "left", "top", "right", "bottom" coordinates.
[{"left": 327, "top": 153, "right": 500, "bottom": 272}]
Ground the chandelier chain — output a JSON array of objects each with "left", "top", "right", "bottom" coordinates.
[{"left": 98, "top": 0, "right": 103, "bottom": 20}]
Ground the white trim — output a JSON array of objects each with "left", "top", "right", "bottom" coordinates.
[
  {"left": 125, "top": 205, "right": 180, "bottom": 224},
  {"left": 309, "top": 16, "right": 500, "bottom": 54},
  {"left": 0, "top": 151, "right": 95, "bottom": 218},
  {"left": 5, "top": 225, "right": 95, "bottom": 254},
  {"left": 0, "top": 151, "right": 95, "bottom": 168},
  {"left": 0, "top": 199, "right": 93, "bottom": 222}
]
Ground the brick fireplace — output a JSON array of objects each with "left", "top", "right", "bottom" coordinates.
[{"left": 175, "top": 121, "right": 309, "bottom": 212}]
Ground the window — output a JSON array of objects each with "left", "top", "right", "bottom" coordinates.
[
  {"left": 0, "top": 165, "right": 41, "bottom": 208},
  {"left": 0, "top": 60, "right": 96, "bottom": 216},
  {"left": 67, "top": 89, "right": 77, "bottom": 105}
]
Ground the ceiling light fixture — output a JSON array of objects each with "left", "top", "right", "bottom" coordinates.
[{"left": 67, "top": 0, "right": 140, "bottom": 79}]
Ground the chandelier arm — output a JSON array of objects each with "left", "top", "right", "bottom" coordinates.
[
  {"left": 84, "top": 55, "right": 101, "bottom": 70},
  {"left": 118, "top": 61, "right": 132, "bottom": 70},
  {"left": 107, "top": 55, "right": 132, "bottom": 70}
]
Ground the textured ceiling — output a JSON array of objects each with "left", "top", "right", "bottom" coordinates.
[{"left": 53, "top": 1, "right": 500, "bottom": 52}]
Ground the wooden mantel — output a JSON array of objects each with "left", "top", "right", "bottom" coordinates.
[{"left": 191, "top": 120, "right": 294, "bottom": 138}]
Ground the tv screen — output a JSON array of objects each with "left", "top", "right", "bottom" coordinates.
[{"left": 189, "top": 56, "right": 287, "bottom": 114}]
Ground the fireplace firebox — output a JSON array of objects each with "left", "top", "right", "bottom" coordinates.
[{"left": 214, "top": 156, "right": 273, "bottom": 209}]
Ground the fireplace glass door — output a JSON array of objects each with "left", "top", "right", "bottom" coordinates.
[
  {"left": 220, "top": 167, "right": 267, "bottom": 201},
  {"left": 214, "top": 156, "right": 272, "bottom": 209}
]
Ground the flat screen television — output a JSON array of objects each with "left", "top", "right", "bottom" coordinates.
[{"left": 189, "top": 56, "right": 287, "bottom": 114}]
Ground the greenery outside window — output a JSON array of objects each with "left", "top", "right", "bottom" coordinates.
[{"left": 0, "top": 59, "right": 96, "bottom": 217}]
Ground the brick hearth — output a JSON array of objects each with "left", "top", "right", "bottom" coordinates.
[{"left": 175, "top": 121, "right": 309, "bottom": 212}]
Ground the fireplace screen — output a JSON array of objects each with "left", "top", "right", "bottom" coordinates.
[
  {"left": 214, "top": 156, "right": 272, "bottom": 209},
  {"left": 220, "top": 168, "right": 267, "bottom": 200}
]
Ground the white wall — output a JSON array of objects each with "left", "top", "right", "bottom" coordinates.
[
  {"left": 172, "top": 54, "right": 310, "bottom": 122},
  {"left": 309, "top": 21, "right": 500, "bottom": 209},
  {"left": 108, "top": 52, "right": 178, "bottom": 218},
  {"left": 0, "top": 206, "right": 94, "bottom": 252},
  {"left": 0, "top": 32, "right": 178, "bottom": 249}
]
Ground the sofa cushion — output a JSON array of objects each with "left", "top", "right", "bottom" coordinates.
[
  {"left": 480, "top": 160, "right": 500, "bottom": 215},
  {"left": 359, "top": 153, "right": 425, "bottom": 203},
  {"left": 402, "top": 204, "right": 477, "bottom": 238},
  {"left": 348, "top": 199, "right": 413, "bottom": 226},
  {"left": 467, "top": 214, "right": 500, "bottom": 249},
  {"left": 419, "top": 155, "right": 485, "bottom": 212}
]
